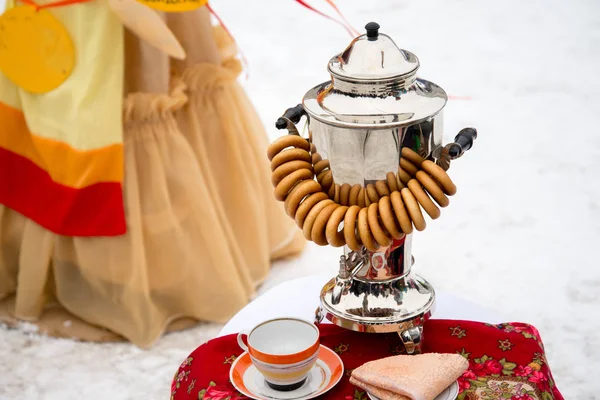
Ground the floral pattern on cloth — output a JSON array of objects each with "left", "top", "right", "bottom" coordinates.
[
  {"left": 426, "top": 322, "right": 561, "bottom": 400},
  {"left": 197, "top": 381, "right": 245, "bottom": 400},
  {"left": 170, "top": 320, "right": 563, "bottom": 400}
]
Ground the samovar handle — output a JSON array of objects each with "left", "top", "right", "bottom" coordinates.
[
  {"left": 448, "top": 127, "right": 477, "bottom": 159},
  {"left": 438, "top": 127, "right": 477, "bottom": 170},
  {"left": 275, "top": 104, "right": 308, "bottom": 136}
]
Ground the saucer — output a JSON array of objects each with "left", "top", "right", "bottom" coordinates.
[
  {"left": 367, "top": 381, "right": 459, "bottom": 400},
  {"left": 230, "top": 345, "right": 344, "bottom": 400}
]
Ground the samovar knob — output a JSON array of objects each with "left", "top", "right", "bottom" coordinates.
[{"left": 365, "top": 21, "right": 380, "bottom": 41}]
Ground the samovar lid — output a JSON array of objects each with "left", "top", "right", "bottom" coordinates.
[
  {"left": 327, "top": 22, "right": 420, "bottom": 82},
  {"left": 302, "top": 22, "right": 447, "bottom": 129}
]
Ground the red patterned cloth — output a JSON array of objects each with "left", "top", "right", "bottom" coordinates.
[{"left": 171, "top": 320, "right": 563, "bottom": 400}]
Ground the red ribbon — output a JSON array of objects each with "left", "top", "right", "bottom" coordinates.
[
  {"left": 206, "top": 2, "right": 250, "bottom": 79},
  {"left": 19, "top": 0, "right": 93, "bottom": 10},
  {"left": 206, "top": 0, "right": 358, "bottom": 78},
  {"left": 323, "top": 0, "right": 359, "bottom": 36},
  {"left": 294, "top": 0, "right": 358, "bottom": 38}
]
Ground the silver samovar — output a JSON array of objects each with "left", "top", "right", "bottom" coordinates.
[{"left": 274, "top": 22, "right": 476, "bottom": 353}]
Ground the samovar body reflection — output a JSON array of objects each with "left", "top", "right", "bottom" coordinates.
[{"left": 273, "top": 22, "right": 476, "bottom": 353}]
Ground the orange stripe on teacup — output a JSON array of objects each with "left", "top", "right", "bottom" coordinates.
[
  {"left": 256, "top": 363, "right": 314, "bottom": 382},
  {"left": 246, "top": 318, "right": 320, "bottom": 365},
  {"left": 248, "top": 341, "right": 320, "bottom": 365}
]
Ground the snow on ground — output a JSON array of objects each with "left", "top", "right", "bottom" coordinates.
[{"left": 1, "top": 0, "right": 600, "bottom": 398}]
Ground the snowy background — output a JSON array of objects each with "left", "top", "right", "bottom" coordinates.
[{"left": 1, "top": 0, "right": 600, "bottom": 398}]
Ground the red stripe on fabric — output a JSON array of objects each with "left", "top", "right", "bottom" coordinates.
[{"left": 0, "top": 147, "right": 126, "bottom": 237}]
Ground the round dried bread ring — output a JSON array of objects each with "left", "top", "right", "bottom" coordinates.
[
  {"left": 302, "top": 199, "right": 335, "bottom": 240},
  {"left": 316, "top": 169, "right": 330, "bottom": 183},
  {"left": 271, "top": 160, "right": 312, "bottom": 186},
  {"left": 401, "top": 187, "right": 426, "bottom": 231},
  {"left": 320, "top": 170, "right": 334, "bottom": 191},
  {"left": 268, "top": 135, "right": 460, "bottom": 241},
  {"left": 267, "top": 135, "right": 310, "bottom": 161},
  {"left": 274, "top": 168, "right": 313, "bottom": 201},
  {"left": 326, "top": 205, "right": 349, "bottom": 247},
  {"left": 397, "top": 167, "right": 412, "bottom": 185},
  {"left": 314, "top": 159, "right": 331, "bottom": 175},
  {"left": 311, "top": 203, "right": 339, "bottom": 245},
  {"left": 344, "top": 205, "right": 362, "bottom": 251},
  {"left": 422, "top": 160, "right": 457, "bottom": 196},
  {"left": 416, "top": 170, "right": 450, "bottom": 207},
  {"left": 375, "top": 180, "right": 391, "bottom": 197},
  {"left": 390, "top": 191, "right": 413, "bottom": 234},
  {"left": 333, "top": 184, "right": 341, "bottom": 203},
  {"left": 386, "top": 172, "right": 398, "bottom": 192},
  {"left": 408, "top": 179, "right": 441, "bottom": 220},
  {"left": 379, "top": 196, "right": 403, "bottom": 239},
  {"left": 368, "top": 203, "right": 392, "bottom": 247},
  {"left": 396, "top": 172, "right": 405, "bottom": 190},
  {"left": 271, "top": 148, "right": 311, "bottom": 171},
  {"left": 311, "top": 152, "right": 322, "bottom": 165},
  {"left": 327, "top": 182, "right": 337, "bottom": 200},
  {"left": 357, "top": 187, "right": 366, "bottom": 208},
  {"left": 401, "top": 147, "right": 425, "bottom": 166},
  {"left": 366, "top": 184, "right": 380, "bottom": 203},
  {"left": 295, "top": 192, "right": 328, "bottom": 228},
  {"left": 339, "top": 183, "right": 351, "bottom": 206},
  {"left": 349, "top": 184, "right": 361, "bottom": 206},
  {"left": 358, "top": 207, "right": 379, "bottom": 252},
  {"left": 400, "top": 157, "right": 419, "bottom": 176},
  {"left": 285, "top": 179, "right": 322, "bottom": 217}
]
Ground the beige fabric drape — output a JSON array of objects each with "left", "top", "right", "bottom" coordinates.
[{"left": 0, "top": 8, "right": 305, "bottom": 348}]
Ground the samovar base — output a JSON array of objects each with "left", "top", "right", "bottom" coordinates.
[{"left": 315, "top": 273, "right": 435, "bottom": 354}]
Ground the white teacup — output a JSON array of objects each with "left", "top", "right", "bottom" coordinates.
[{"left": 237, "top": 318, "right": 320, "bottom": 391}]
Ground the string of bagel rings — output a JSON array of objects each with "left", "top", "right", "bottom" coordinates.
[{"left": 267, "top": 134, "right": 458, "bottom": 252}]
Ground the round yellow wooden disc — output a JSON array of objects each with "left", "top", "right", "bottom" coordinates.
[
  {"left": 0, "top": 6, "right": 75, "bottom": 94},
  {"left": 136, "top": 0, "right": 207, "bottom": 12}
]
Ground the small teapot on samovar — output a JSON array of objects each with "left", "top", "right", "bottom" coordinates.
[{"left": 268, "top": 22, "right": 477, "bottom": 354}]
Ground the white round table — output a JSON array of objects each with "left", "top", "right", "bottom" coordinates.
[{"left": 219, "top": 275, "right": 505, "bottom": 336}]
